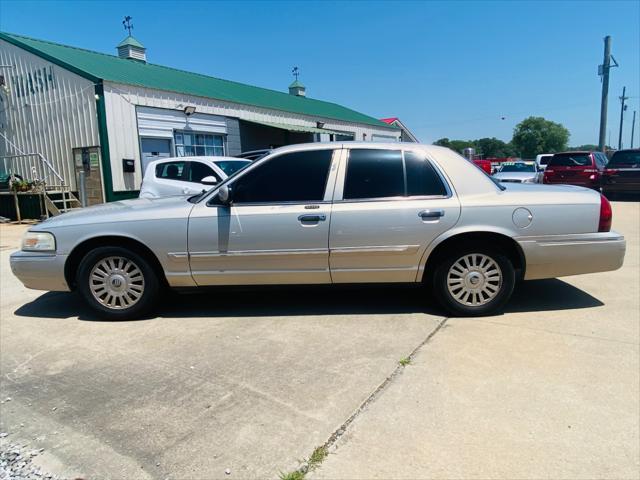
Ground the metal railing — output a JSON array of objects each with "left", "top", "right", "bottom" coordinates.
[
  {"left": 1, "top": 153, "right": 66, "bottom": 187},
  {"left": 0, "top": 132, "right": 66, "bottom": 187}
]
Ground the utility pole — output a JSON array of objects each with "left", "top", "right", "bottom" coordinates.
[
  {"left": 618, "top": 86, "right": 628, "bottom": 150},
  {"left": 598, "top": 36, "right": 618, "bottom": 151},
  {"left": 631, "top": 110, "right": 636, "bottom": 149}
]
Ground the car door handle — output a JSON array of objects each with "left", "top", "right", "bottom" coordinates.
[
  {"left": 419, "top": 209, "right": 444, "bottom": 220},
  {"left": 298, "top": 214, "right": 326, "bottom": 222}
]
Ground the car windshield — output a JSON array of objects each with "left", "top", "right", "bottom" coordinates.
[
  {"left": 608, "top": 150, "right": 640, "bottom": 166},
  {"left": 499, "top": 163, "right": 535, "bottom": 172},
  {"left": 539, "top": 155, "right": 552, "bottom": 165},
  {"left": 214, "top": 160, "right": 251, "bottom": 176},
  {"left": 549, "top": 153, "right": 592, "bottom": 167}
]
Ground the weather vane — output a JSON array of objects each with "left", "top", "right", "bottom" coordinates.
[
  {"left": 123, "top": 16, "right": 134, "bottom": 36},
  {"left": 292, "top": 66, "right": 299, "bottom": 81}
]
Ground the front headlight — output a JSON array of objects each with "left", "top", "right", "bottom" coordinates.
[{"left": 21, "top": 231, "right": 56, "bottom": 252}]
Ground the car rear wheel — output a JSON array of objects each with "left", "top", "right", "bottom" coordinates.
[
  {"left": 77, "top": 246, "right": 160, "bottom": 320},
  {"left": 432, "top": 249, "right": 515, "bottom": 317}
]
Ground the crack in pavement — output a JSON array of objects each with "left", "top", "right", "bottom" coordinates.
[{"left": 287, "top": 316, "right": 450, "bottom": 476}]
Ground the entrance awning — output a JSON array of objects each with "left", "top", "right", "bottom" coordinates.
[{"left": 242, "top": 119, "right": 351, "bottom": 136}]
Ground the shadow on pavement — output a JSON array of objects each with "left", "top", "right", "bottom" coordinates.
[{"left": 14, "top": 278, "right": 603, "bottom": 322}]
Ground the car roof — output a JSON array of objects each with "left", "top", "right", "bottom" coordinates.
[
  {"left": 268, "top": 141, "right": 454, "bottom": 157},
  {"left": 553, "top": 151, "right": 593, "bottom": 155},
  {"left": 152, "top": 156, "right": 247, "bottom": 163}
]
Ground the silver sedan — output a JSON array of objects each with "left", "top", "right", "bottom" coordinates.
[{"left": 10, "top": 143, "right": 626, "bottom": 319}]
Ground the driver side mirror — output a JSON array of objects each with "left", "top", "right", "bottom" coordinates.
[
  {"left": 217, "top": 185, "right": 233, "bottom": 205},
  {"left": 201, "top": 175, "right": 218, "bottom": 186}
]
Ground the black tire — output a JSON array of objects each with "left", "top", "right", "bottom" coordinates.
[
  {"left": 77, "top": 246, "right": 160, "bottom": 320},
  {"left": 432, "top": 248, "right": 515, "bottom": 317}
]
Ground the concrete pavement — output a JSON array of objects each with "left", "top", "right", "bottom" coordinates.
[
  {"left": 1, "top": 202, "right": 638, "bottom": 479},
  {"left": 312, "top": 201, "right": 639, "bottom": 479}
]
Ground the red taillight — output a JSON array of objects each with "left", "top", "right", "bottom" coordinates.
[
  {"left": 598, "top": 194, "right": 612, "bottom": 232},
  {"left": 545, "top": 169, "right": 555, "bottom": 173}
]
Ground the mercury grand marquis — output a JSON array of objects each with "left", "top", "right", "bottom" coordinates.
[{"left": 10, "top": 143, "right": 626, "bottom": 320}]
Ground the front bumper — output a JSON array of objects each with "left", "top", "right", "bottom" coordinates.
[
  {"left": 9, "top": 251, "right": 70, "bottom": 291},
  {"left": 517, "top": 231, "right": 626, "bottom": 280}
]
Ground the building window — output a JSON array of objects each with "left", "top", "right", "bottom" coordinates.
[{"left": 174, "top": 131, "right": 225, "bottom": 157}]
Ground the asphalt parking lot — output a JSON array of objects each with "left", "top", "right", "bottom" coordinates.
[{"left": 0, "top": 201, "right": 638, "bottom": 480}]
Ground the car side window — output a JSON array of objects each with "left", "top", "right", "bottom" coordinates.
[
  {"left": 156, "top": 161, "right": 186, "bottom": 180},
  {"left": 597, "top": 153, "right": 608, "bottom": 168},
  {"left": 187, "top": 161, "right": 219, "bottom": 183},
  {"left": 344, "top": 149, "right": 404, "bottom": 199},
  {"left": 231, "top": 149, "right": 334, "bottom": 203},
  {"left": 343, "top": 149, "right": 447, "bottom": 200},
  {"left": 404, "top": 151, "right": 448, "bottom": 197}
]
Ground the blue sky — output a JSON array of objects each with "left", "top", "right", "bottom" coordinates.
[{"left": 1, "top": 0, "right": 638, "bottom": 146}]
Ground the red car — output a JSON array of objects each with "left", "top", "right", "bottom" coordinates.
[
  {"left": 472, "top": 159, "right": 492, "bottom": 175},
  {"left": 543, "top": 151, "right": 609, "bottom": 190}
]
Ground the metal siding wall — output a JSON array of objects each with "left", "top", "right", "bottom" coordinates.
[
  {"left": 103, "top": 82, "right": 400, "bottom": 190},
  {"left": 0, "top": 40, "right": 100, "bottom": 190},
  {"left": 225, "top": 117, "right": 241, "bottom": 156}
]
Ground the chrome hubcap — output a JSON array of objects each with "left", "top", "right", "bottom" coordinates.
[
  {"left": 447, "top": 254, "right": 502, "bottom": 306},
  {"left": 89, "top": 256, "right": 145, "bottom": 310}
]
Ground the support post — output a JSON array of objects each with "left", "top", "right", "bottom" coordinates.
[
  {"left": 78, "top": 170, "right": 88, "bottom": 207},
  {"left": 598, "top": 36, "right": 612, "bottom": 152},
  {"left": 631, "top": 111, "right": 636, "bottom": 149},
  {"left": 618, "top": 86, "right": 628, "bottom": 150}
]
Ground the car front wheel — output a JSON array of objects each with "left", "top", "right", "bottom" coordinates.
[
  {"left": 432, "top": 250, "right": 515, "bottom": 317},
  {"left": 77, "top": 246, "right": 160, "bottom": 320}
]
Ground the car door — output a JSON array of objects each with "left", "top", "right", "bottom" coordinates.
[
  {"left": 187, "top": 148, "right": 339, "bottom": 285},
  {"left": 329, "top": 148, "right": 460, "bottom": 283},
  {"left": 153, "top": 160, "right": 193, "bottom": 196}
]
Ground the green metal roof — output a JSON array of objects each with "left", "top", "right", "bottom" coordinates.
[
  {"left": 116, "top": 35, "right": 145, "bottom": 49},
  {"left": 288, "top": 79, "right": 305, "bottom": 88},
  {"left": 0, "top": 32, "right": 395, "bottom": 130}
]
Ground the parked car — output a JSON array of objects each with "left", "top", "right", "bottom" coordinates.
[
  {"left": 236, "top": 149, "right": 271, "bottom": 161},
  {"left": 139, "top": 156, "right": 251, "bottom": 198},
  {"left": 11, "top": 143, "right": 625, "bottom": 320},
  {"left": 493, "top": 161, "right": 540, "bottom": 183},
  {"left": 472, "top": 159, "right": 492, "bottom": 175},
  {"left": 601, "top": 149, "right": 640, "bottom": 198},
  {"left": 543, "top": 151, "right": 608, "bottom": 190},
  {"left": 535, "top": 153, "right": 554, "bottom": 171}
]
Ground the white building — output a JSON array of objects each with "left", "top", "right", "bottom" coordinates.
[{"left": 0, "top": 32, "right": 400, "bottom": 206}]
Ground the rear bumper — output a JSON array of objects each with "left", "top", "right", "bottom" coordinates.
[
  {"left": 9, "top": 251, "right": 70, "bottom": 291},
  {"left": 516, "top": 232, "right": 626, "bottom": 280}
]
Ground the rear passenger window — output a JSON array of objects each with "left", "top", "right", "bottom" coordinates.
[
  {"left": 344, "top": 149, "right": 404, "bottom": 199},
  {"left": 404, "top": 151, "right": 448, "bottom": 197},
  {"left": 343, "top": 149, "right": 448, "bottom": 200},
  {"left": 156, "top": 161, "right": 185, "bottom": 179}
]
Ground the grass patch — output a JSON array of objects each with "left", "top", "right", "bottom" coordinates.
[
  {"left": 399, "top": 357, "right": 411, "bottom": 366},
  {"left": 308, "top": 446, "right": 328, "bottom": 468},
  {"left": 279, "top": 470, "right": 305, "bottom": 480},
  {"left": 278, "top": 446, "right": 328, "bottom": 480}
]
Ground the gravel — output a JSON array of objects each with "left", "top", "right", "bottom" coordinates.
[{"left": 0, "top": 439, "right": 63, "bottom": 480}]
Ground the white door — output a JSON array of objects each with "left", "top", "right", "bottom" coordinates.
[
  {"left": 140, "top": 138, "right": 171, "bottom": 173},
  {"left": 329, "top": 148, "right": 460, "bottom": 283},
  {"left": 187, "top": 148, "right": 340, "bottom": 285}
]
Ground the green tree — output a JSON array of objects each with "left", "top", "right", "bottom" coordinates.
[
  {"left": 474, "top": 137, "right": 515, "bottom": 158},
  {"left": 511, "top": 117, "right": 570, "bottom": 158},
  {"left": 433, "top": 138, "right": 452, "bottom": 148}
]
